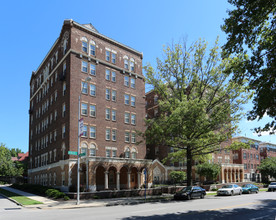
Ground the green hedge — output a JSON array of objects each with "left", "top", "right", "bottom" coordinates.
[{"left": 11, "top": 183, "right": 69, "bottom": 200}]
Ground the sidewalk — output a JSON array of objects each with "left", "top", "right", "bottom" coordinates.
[{"left": 0, "top": 185, "right": 174, "bottom": 209}]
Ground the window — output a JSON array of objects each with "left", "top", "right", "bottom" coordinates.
[
  {"left": 62, "top": 124, "right": 66, "bottom": 138},
  {"left": 131, "top": 96, "right": 136, "bottom": 107},
  {"left": 154, "top": 95, "right": 158, "bottom": 105},
  {"left": 130, "top": 60, "right": 134, "bottom": 72},
  {"left": 112, "top": 90, "right": 116, "bottom": 101},
  {"left": 106, "top": 88, "right": 110, "bottom": 100},
  {"left": 111, "top": 71, "right": 116, "bottom": 82},
  {"left": 106, "top": 149, "right": 111, "bottom": 157},
  {"left": 112, "top": 110, "right": 116, "bottom": 121},
  {"left": 132, "top": 151, "right": 136, "bottom": 159},
  {"left": 106, "top": 129, "right": 110, "bottom": 140},
  {"left": 112, "top": 150, "right": 117, "bottom": 158},
  {"left": 154, "top": 109, "right": 158, "bottom": 116},
  {"left": 124, "top": 76, "right": 129, "bottom": 86},
  {"left": 90, "top": 126, "right": 96, "bottom": 138},
  {"left": 63, "top": 82, "right": 66, "bottom": 95},
  {"left": 131, "top": 133, "right": 136, "bottom": 143},
  {"left": 90, "top": 64, "right": 96, "bottom": 76},
  {"left": 124, "top": 94, "right": 130, "bottom": 105},
  {"left": 243, "top": 152, "right": 247, "bottom": 159},
  {"left": 106, "top": 108, "right": 110, "bottom": 120},
  {"left": 62, "top": 103, "right": 66, "bottom": 117},
  {"left": 131, "top": 114, "right": 136, "bottom": 125},
  {"left": 82, "top": 41, "right": 88, "bottom": 53},
  {"left": 105, "top": 69, "right": 110, "bottom": 80},
  {"left": 125, "top": 132, "right": 130, "bottom": 142},
  {"left": 125, "top": 113, "right": 130, "bottom": 124},
  {"left": 63, "top": 62, "right": 67, "bottom": 75},
  {"left": 125, "top": 148, "right": 130, "bottom": 158},
  {"left": 131, "top": 78, "right": 135, "bottom": 88},
  {"left": 90, "top": 84, "right": 96, "bottom": 96},
  {"left": 81, "top": 82, "right": 88, "bottom": 94},
  {"left": 106, "top": 51, "right": 110, "bottom": 61},
  {"left": 81, "top": 103, "right": 88, "bottom": 115},
  {"left": 90, "top": 144, "right": 96, "bottom": 156},
  {"left": 256, "top": 154, "right": 259, "bottom": 160},
  {"left": 112, "top": 130, "right": 116, "bottom": 141},
  {"left": 124, "top": 59, "right": 129, "bottom": 69},
  {"left": 90, "top": 105, "right": 96, "bottom": 117},
  {"left": 82, "top": 61, "right": 88, "bottom": 72},
  {"left": 111, "top": 53, "right": 116, "bottom": 64},
  {"left": 90, "top": 44, "right": 95, "bottom": 56},
  {"left": 82, "top": 125, "right": 88, "bottom": 137},
  {"left": 55, "top": 90, "right": 58, "bottom": 101}
]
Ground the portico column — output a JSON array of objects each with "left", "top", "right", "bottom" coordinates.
[
  {"left": 221, "top": 169, "right": 225, "bottom": 183},
  {"left": 238, "top": 170, "right": 240, "bottom": 182},
  {"left": 127, "top": 172, "right": 131, "bottom": 189},
  {"left": 233, "top": 170, "right": 236, "bottom": 183},
  {"left": 137, "top": 172, "right": 141, "bottom": 189},
  {"left": 242, "top": 170, "right": 245, "bottom": 182},
  {"left": 86, "top": 160, "right": 89, "bottom": 191},
  {"left": 230, "top": 170, "right": 233, "bottom": 183},
  {"left": 104, "top": 171, "right": 109, "bottom": 190},
  {"left": 116, "top": 172, "right": 120, "bottom": 190},
  {"left": 225, "top": 171, "right": 228, "bottom": 183}
]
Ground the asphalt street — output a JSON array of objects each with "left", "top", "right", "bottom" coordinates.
[{"left": 0, "top": 192, "right": 275, "bottom": 220}]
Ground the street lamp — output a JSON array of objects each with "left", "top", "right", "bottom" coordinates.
[{"left": 77, "top": 76, "right": 91, "bottom": 205}]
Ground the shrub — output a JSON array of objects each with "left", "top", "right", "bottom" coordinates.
[
  {"left": 93, "top": 195, "right": 99, "bottom": 199},
  {"left": 211, "top": 188, "right": 218, "bottom": 191},
  {"left": 64, "top": 196, "right": 70, "bottom": 201}
]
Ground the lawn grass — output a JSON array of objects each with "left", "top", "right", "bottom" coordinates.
[
  {"left": 259, "top": 188, "right": 268, "bottom": 192},
  {"left": 0, "top": 188, "right": 43, "bottom": 205},
  {"left": 206, "top": 192, "right": 217, "bottom": 195}
]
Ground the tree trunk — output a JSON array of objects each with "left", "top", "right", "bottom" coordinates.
[{"left": 186, "top": 147, "right": 192, "bottom": 186}]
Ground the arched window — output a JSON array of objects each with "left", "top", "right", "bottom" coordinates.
[
  {"left": 81, "top": 142, "right": 88, "bottom": 156},
  {"left": 90, "top": 143, "right": 96, "bottom": 156},
  {"left": 125, "top": 147, "right": 130, "bottom": 158},
  {"left": 123, "top": 55, "right": 129, "bottom": 69},
  {"left": 81, "top": 37, "right": 88, "bottom": 53},
  {"left": 131, "top": 147, "right": 137, "bottom": 159},
  {"left": 89, "top": 40, "right": 96, "bottom": 56}
]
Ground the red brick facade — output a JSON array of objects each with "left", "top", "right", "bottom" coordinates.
[{"left": 28, "top": 20, "right": 150, "bottom": 192}]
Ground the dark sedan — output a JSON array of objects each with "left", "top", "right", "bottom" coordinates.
[
  {"left": 174, "top": 186, "right": 206, "bottom": 200},
  {"left": 242, "top": 184, "right": 259, "bottom": 194}
]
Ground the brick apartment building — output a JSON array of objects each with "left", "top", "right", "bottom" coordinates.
[
  {"left": 28, "top": 19, "right": 151, "bottom": 192},
  {"left": 145, "top": 90, "right": 244, "bottom": 184}
]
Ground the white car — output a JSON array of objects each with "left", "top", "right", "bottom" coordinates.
[
  {"left": 268, "top": 182, "right": 276, "bottom": 192},
  {"left": 217, "top": 184, "right": 242, "bottom": 196}
]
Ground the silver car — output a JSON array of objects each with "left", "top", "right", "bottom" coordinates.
[
  {"left": 217, "top": 184, "right": 242, "bottom": 196},
  {"left": 268, "top": 182, "right": 276, "bottom": 192}
]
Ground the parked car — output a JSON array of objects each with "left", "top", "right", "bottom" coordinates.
[
  {"left": 268, "top": 182, "right": 276, "bottom": 192},
  {"left": 174, "top": 186, "right": 206, "bottom": 200},
  {"left": 217, "top": 184, "right": 242, "bottom": 196},
  {"left": 241, "top": 184, "right": 259, "bottom": 194}
]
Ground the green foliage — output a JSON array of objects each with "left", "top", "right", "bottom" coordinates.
[
  {"left": 0, "top": 143, "right": 23, "bottom": 177},
  {"left": 144, "top": 39, "right": 250, "bottom": 185},
  {"left": 258, "top": 157, "right": 276, "bottom": 182},
  {"left": 222, "top": 0, "right": 276, "bottom": 134},
  {"left": 196, "top": 163, "right": 221, "bottom": 181},
  {"left": 63, "top": 196, "right": 70, "bottom": 201},
  {"left": 10, "top": 148, "right": 22, "bottom": 157},
  {"left": 169, "top": 171, "right": 186, "bottom": 184}
]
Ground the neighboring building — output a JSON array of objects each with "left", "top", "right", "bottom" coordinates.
[
  {"left": 232, "top": 137, "right": 262, "bottom": 182},
  {"left": 28, "top": 19, "right": 150, "bottom": 192},
  {"left": 260, "top": 142, "right": 276, "bottom": 160},
  {"left": 11, "top": 152, "right": 29, "bottom": 162},
  {"left": 145, "top": 90, "right": 244, "bottom": 184}
]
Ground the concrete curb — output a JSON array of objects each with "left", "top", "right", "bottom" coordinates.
[{"left": 0, "top": 192, "right": 23, "bottom": 207}]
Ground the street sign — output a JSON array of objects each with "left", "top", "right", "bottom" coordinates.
[
  {"left": 68, "top": 151, "right": 78, "bottom": 155},
  {"left": 79, "top": 152, "right": 86, "bottom": 157},
  {"left": 79, "top": 118, "right": 84, "bottom": 136}
]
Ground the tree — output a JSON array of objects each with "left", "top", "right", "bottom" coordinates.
[
  {"left": 145, "top": 38, "right": 250, "bottom": 186},
  {"left": 196, "top": 162, "right": 221, "bottom": 183},
  {"left": 169, "top": 171, "right": 186, "bottom": 184},
  {"left": 10, "top": 148, "right": 22, "bottom": 157},
  {"left": 0, "top": 143, "right": 24, "bottom": 177},
  {"left": 258, "top": 157, "right": 276, "bottom": 183},
  {"left": 222, "top": 0, "right": 276, "bottom": 134}
]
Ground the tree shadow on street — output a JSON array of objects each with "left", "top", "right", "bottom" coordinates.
[{"left": 122, "top": 199, "right": 276, "bottom": 220}]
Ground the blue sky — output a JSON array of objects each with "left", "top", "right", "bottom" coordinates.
[{"left": 0, "top": 0, "right": 274, "bottom": 153}]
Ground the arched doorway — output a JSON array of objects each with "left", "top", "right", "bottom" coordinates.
[
  {"left": 130, "top": 167, "right": 138, "bottom": 189},
  {"left": 108, "top": 166, "right": 117, "bottom": 190},
  {"left": 96, "top": 165, "right": 105, "bottom": 191},
  {"left": 120, "top": 166, "right": 128, "bottom": 189}
]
